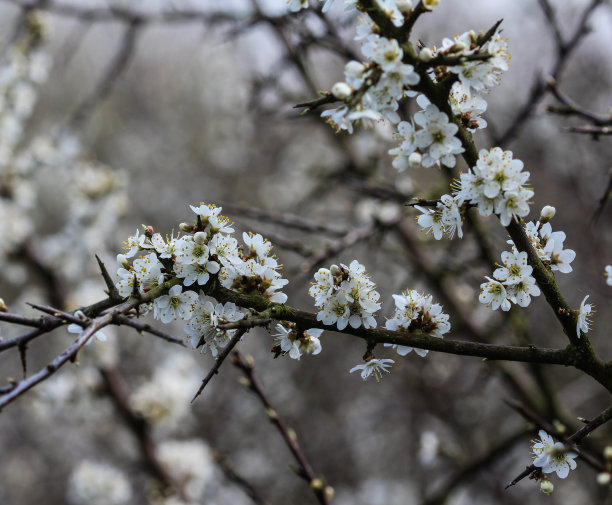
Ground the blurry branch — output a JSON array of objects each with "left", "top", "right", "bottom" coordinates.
[
  {"left": 66, "top": 18, "right": 141, "bottom": 129},
  {"left": 494, "top": 0, "right": 603, "bottom": 146},
  {"left": 423, "top": 428, "right": 529, "bottom": 505},
  {"left": 99, "top": 366, "right": 190, "bottom": 501},
  {"left": 592, "top": 168, "right": 612, "bottom": 224},
  {"left": 221, "top": 202, "right": 345, "bottom": 237},
  {"left": 231, "top": 350, "right": 332, "bottom": 505},
  {"left": 505, "top": 402, "right": 612, "bottom": 488},
  {"left": 191, "top": 329, "right": 247, "bottom": 402},
  {"left": 563, "top": 125, "right": 612, "bottom": 136},
  {"left": 299, "top": 220, "right": 394, "bottom": 273},
  {"left": 547, "top": 78, "right": 612, "bottom": 126},
  {"left": 112, "top": 315, "right": 185, "bottom": 346},
  {"left": 212, "top": 451, "right": 272, "bottom": 505},
  {"left": 2, "top": 0, "right": 248, "bottom": 24}
]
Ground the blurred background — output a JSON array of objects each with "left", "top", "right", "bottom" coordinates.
[{"left": 0, "top": 0, "right": 611, "bottom": 504}]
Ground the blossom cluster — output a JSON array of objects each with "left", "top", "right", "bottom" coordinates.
[
  {"left": 455, "top": 147, "right": 533, "bottom": 226},
  {"left": 384, "top": 290, "right": 450, "bottom": 357},
  {"left": 115, "top": 203, "right": 288, "bottom": 354},
  {"left": 309, "top": 260, "right": 381, "bottom": 330}
]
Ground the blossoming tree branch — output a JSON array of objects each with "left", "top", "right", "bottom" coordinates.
[{"left": 0, "top": 0, "right": 611, "bottom": 501}]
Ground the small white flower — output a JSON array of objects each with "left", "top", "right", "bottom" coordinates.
[
  {"left": 154, "top": 285, "right": 198, "bottom": 324},
  {"left": 576, "top": 295, "right": 593, "bottom": 338},
  {"left": 532, "top": 430, "right": 578, "bottom": 479},
  {"left": 479, "top": 277, "right": 511, "bottom": 311},
  {"left": 349, "top": 358, "right": 395, "bottom": 382},
  {"left": 604, "top": 265, "right": 612, "bottom": 286}
]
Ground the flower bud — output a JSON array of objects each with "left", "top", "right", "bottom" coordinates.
[
  {"left": 194, "top": 231, "right": 207, "bottom": 245},
  {"left": 540, "top": 205, "right": 556, "bottom": 222},
  {"left": 345, "top": 60, "right": 365, "bottom": 78},
  {"left": 179, "top": 222, "right": 193, "bottom": 232},
  {"left": 331, "top": 82, "right": 352, "bottom": 100},
  {"left": 540, "top": 480, "right": 554, "bottom": 495},
  {"left": 449, "top": 41, "right": 466, "bottom": 54},
  {"left": 423, "top": 0, "right": 439, "bottom": 10},
  {"left": 598, "top": 472, "right": 611, "bottom": 486},
  {"left": 604, "top": 446, "right": 612, "bottom": 461},
  {"left": 419, "top": 47, "right": 434, "bottom": 62},
  {"left": 408, "top": 152, "right": 422, "bottom": 168},
  {"left": 117, "top": 254, "right": 129, "bottom": 268},
  {"left": 330, "top": 264, "right": 340, "bottom": 276},
  {"left": 396, "top": 0, "right": 412, "bottom": 13},
  {"left": 0, "top": 298, "right": 7, "bottom": 312}
]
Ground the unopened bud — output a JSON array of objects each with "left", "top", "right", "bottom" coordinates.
[
  {"left": 310, "top": 478, "right": 324, "bottom": 491},
  {"left": 419, "top": 47, "right": 434, "bottom": 62},
  {"left": 396, "top": 0, "right": 412, "bottom": 13},
  {"left": 552, "top": 419, "right": 566, "bottom": 434},
  {"left": 330, "top": 264, "right": 340, "bottom": 276},
  {"left": 598, "top": 472, "right": 611, "bottom": 486},
  {"left": 0, "top": 298, "right": 7, "bottom": 312},
  {"left": 287, "top": 428, "right": 298, "bottom": 443},
  {"left": 449, "top": 41, "right": 466, "bottom": 54},
  {"left": 324, "top": 486, "right": 335, "bottom": 501},
  {"left": 194, "top": 231, "right": 207, "bottom": 245},
  {"left": 540, "top": 205, "right": 556, "bottom": 222},
  {"left": 540, "top": 480, "right": 554, "bottom": 495},
  {"left": 331, "top": 82, "right": 353, "bottom": 100},
  {"left": 408, "top": 152, "right": 422, "bottom": 168},
  {"left": 117, "top": 254, "right": 128, "bottom": 268},
  {"left": 345, "top": 60, "right": 365, "bottom": 78},
  {"left": 604, "top": 446, "right": 612, "bottom": 460},
  {"left": 423, "top": 0, "right": 439, "bottom": 10},
  {"left": 179, "top": 222, "right": 193, "bottom": 232}
]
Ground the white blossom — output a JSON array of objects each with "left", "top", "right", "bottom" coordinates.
[
  {"left": 576, "top": 295, "right": 593, "bottom": 337},
  {"left": 532, "top": 430, "right": 578, "bottom": 479},
  {"left": 350, "top": 358, "right": 395, "bottom": 382}
]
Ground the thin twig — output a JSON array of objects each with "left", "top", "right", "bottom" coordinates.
[
  {"left": 231, "top": 350, "right": 331, "bottom": 505},
  {"left": 66, "top": 19, "right": 141, "bottom": 129},
  {"left": 191, "top": 329, "right": 246, "bottom": 403},
  {"left": 212, "top": 450, "right": 272, "bottom": 505}
]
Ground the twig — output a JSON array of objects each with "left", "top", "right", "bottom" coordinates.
[
  {"left": 564, "top": 125, "right": 612, "bottom": 136},
  {"left": 547, "top": 78, "right": 612, "bottom": 126},
  {"left": 212, "top": 450, "right": 272, "bottom": 505},
  {"left": 591, "top": 168, "right": 612, "bottom": 224},
  {"left": 112, "top": 315, "right": 185, "bottom": 346},
  {"left": 495, "top": 0, "right": 603, "bottom": 146},
  {"left": 191, "top": 329, "right": 246, "bottom": 403},
  {"left": 220, "top": 202, "right": 345, "bottom": 237},
  {"left": 66, "top": 19, "right": 142, "bottom": 129},
  {"left": 231, "top": 350, "right": 331, "bottom": 505},
  {"left": 99, "top": 366, "right": 189, "bottom": 501}
]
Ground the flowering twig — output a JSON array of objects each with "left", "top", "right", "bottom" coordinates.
[{"left": 231, "top": 350, "right": 332, "bottom": 505}]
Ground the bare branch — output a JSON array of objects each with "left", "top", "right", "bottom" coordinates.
[{"left": 231, "top": 350, "right": 332, "bottom": 505}]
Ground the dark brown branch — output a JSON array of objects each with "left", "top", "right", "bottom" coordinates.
[
  {"left": 191, "top": 329, "right": 246, "bottom": 403},
  {"left": 231, "top": 350, "right": 331, "bottom": 505},
  {"left": 547, "top": 78, "right": 612, "bottom": 126},
  {"left": 592, "top": 168, "right": 612, "bottom": 224}
]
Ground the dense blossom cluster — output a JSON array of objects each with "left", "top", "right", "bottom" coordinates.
[
  {"left": 478, "top": 207, "right": 578, "bottom": 314},
  {"left": 115, "top": 204, "right": 288, "bottom": 354},
  {"left": 455, "top": 147, "right": 533, "bottom": 226},
  {"left": 67, "top": 460, "right": 132, "bottom": 505},
  {"left": 309, "top": 260, "right": 381, "bottom": 330},
  {"left": 384, "top": 290, "right": 450, "bottom": 357},
  {"left": 531, "top": 430, "right": 578, "bottom": 479}
]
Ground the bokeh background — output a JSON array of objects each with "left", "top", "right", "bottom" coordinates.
[{"left": 0, "top": 0, "right": 611, "bottom": 504}]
